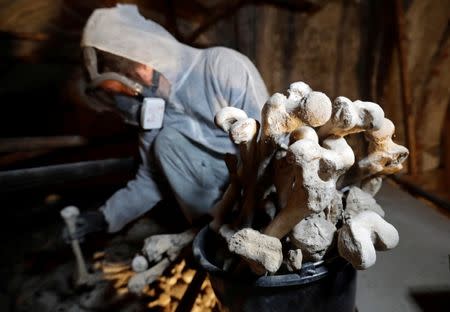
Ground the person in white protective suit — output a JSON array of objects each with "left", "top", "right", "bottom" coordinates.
[{"left": 64, "top": 4, "right": 269, "bottom": 240}]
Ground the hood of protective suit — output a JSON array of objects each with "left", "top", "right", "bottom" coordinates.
[
  {"left": 81, "top": 3, "right": 268, "bottom": 159},
  {"left": 81, "top": 4, "right": 200, "bottom": 87}
]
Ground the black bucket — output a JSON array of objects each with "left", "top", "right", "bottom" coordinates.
[{"left": 193, "top": 226, "right": 357, "bottom": 312}]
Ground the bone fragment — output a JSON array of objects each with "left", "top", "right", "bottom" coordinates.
[
  {"left": 214, "top": 107, "right": 248, "bottom": 132},
  {"left": 359, "top": 118, "right": 409, "bottom": 176},
  {"left": 287, "top": 249, "right": 303, "bottom": 271},
  {"left": 324, "top": 191, "right": 343, "bottom": 225},
  {"left": 228, "top": 228, "right": 283, "bottom": 275},
  {"left": 143, "top": 229, "right": 195, "bottom": 263},
  {"left": 131, "top": 255, "right": 149, "bottom": 273},
  {"left": 261, "top": 83, "right": 332, "bottom": 146},
  {"left": 230, "top": 117, "right": 261, "bottom": 227},
  {"left": 127, "top": 258, "right": 171, "bottom": 295},
  {"left": 60, "top": 206, "right": 92, "bottom": 287},
  {"left": 290, "top": 214, "right": 337, "bottom": 261},
  {"left": 264, "top": 126, "right": 354, "bottom": 239},
  {"left": 318, "top": 96, "right": 384, "bottom": 138},
  {"left": 360, "top": 176, "right": 383, "bottom": 196},
  {"left": 337, "top": 210, "right": 399, "bottom": 270},
  {"left": 345, "top": 186, "right": 385, "bottom": 217}
]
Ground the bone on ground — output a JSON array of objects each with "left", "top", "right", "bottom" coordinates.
[
  {"left": 142, "top": 229, "right": 195, "bottom": 263},
  {"left": 358, "top": 118, "right": 409, "bottom": 176},
  {"left": 60, "top": 206, "right": 94, "bottom": 287},
  {"left": 127, "top": 258, "right": 171, "bottom": 295},
  {"left": 337, "top": 210, "right": 399, "bottom": 270},
  {"left": 317, "top": 96, "right": 385, "bottom": 139},
  {"left": 131, "top": 255, "right": 149, "bottom": 273},
  {"left": 264, "top": 126, "right": 354, "bottom": 239}
]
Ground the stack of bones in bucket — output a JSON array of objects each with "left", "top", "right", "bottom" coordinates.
[{"left": 211, "top": 81, "right": 409, "bottom": 275}]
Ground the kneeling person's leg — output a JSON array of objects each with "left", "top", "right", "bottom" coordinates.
[{"left": 153, "top": 128, "right": 229, "bottom": 223}]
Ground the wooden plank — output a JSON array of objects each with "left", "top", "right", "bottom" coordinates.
[
  {"left": 0, "top": 157, "right": 135, "bottom": 193},
  {"left": 416, "top": 29, "right": 450, "bottom": 171},
  {"left": 394, "top": 0, "right": 418, "bottom": 175},
  {"left": 444, "top": 102, "right": 450, "bottom": 182},
  {"left": 0, "top": 136, "right": 88, "bottom": 153}
]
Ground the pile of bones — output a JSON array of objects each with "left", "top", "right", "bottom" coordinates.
[{"left": 207, "top": 81, "right": 409, "bottom": 275}]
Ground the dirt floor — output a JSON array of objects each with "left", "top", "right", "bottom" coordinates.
[{"left": 0, "top": 186, "right": 218, "bottom": 312}]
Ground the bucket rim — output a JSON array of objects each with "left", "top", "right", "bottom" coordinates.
[{"left": 193, "top": 226, "right": 349, "bottom": 288}]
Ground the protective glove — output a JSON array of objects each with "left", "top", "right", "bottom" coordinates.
[{"left": 63, "top": 210, "right": 108, "bottom": 243}]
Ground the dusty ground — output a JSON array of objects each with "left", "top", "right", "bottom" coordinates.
[{"left": 0, "top": 188, "right": 217, "bottom": 312}]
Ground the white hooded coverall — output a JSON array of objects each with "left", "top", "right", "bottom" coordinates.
[{"left": 81, "top": 4, "right": 269, "bottom": 232}]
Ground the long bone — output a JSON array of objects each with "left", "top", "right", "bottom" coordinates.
[
  {"left": 258, "top": 83, "right": 331, "bottom": 184},
  {"left": 210, "top": 154, "right": 240, "bottom": 232},
  {"left": 316, "top": 96, "right": 388, "bottom": 190},
  {"left": 142, "top": 229, "right": 195, "bottom": 263},
  {"left": 317, "top": 96, "right": 385, "bottom": 139},
  {"left": 264, "top": 126, "right": 354, "bottom": 239},
  {"left": 60, "top": 206, "right": 93, "bottom": 286},
  {"left": 337, "top": 210, "right": 399, "bottom": 270},
  {"left": 128, "top": 258, "right": 171, "bottom": 294},
  {"left": 213, "top": 107, "right": 260, "bottom": 229},
  {"left": 217, "top": 83, "right": 332, "bottom": 229},
  {"left": 215, "top": 107, "right": 259, "bottom": 172},
  {"left": 358, "top": 118, "right": 409, "bottom": 176}
]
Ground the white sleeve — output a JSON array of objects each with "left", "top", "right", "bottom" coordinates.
[
  {"left": 212, "top": 48, "right": 269, "bottom": 121},
  {"left": 100, "top": 131, "right": 163, "bottom": 233}
]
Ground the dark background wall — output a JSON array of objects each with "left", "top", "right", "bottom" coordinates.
[{"left": 0, "top": 0, "right": 449, "bottom": 180}]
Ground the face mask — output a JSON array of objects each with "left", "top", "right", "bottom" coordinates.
[
  {"left": 107, "top": 80, "right": 166, "bottom": 130},
  {"left": 84, "top": 47, "right": 165, "bottom": 130},
  {"left": 136, "top": 74, "right": 166, "bottom": 130}
]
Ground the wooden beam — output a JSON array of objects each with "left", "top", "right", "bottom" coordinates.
[
  {"left": 0, "top": 157, "right": 135, "bottom": 193},
  {"left": 0, "top": 136, "right": 88, "bottom": 153},
  {"left": 394, "top": 0, "right": 418, "bottom": 175},
  {"left": 187, "top": 0, "right": 247, "bottom": 44},
  {"left": 0, "top": 30, "right": 79, "bottom": 42},
  {"left": 444, "top": 101, "right": 450, "bottom": 183}
]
